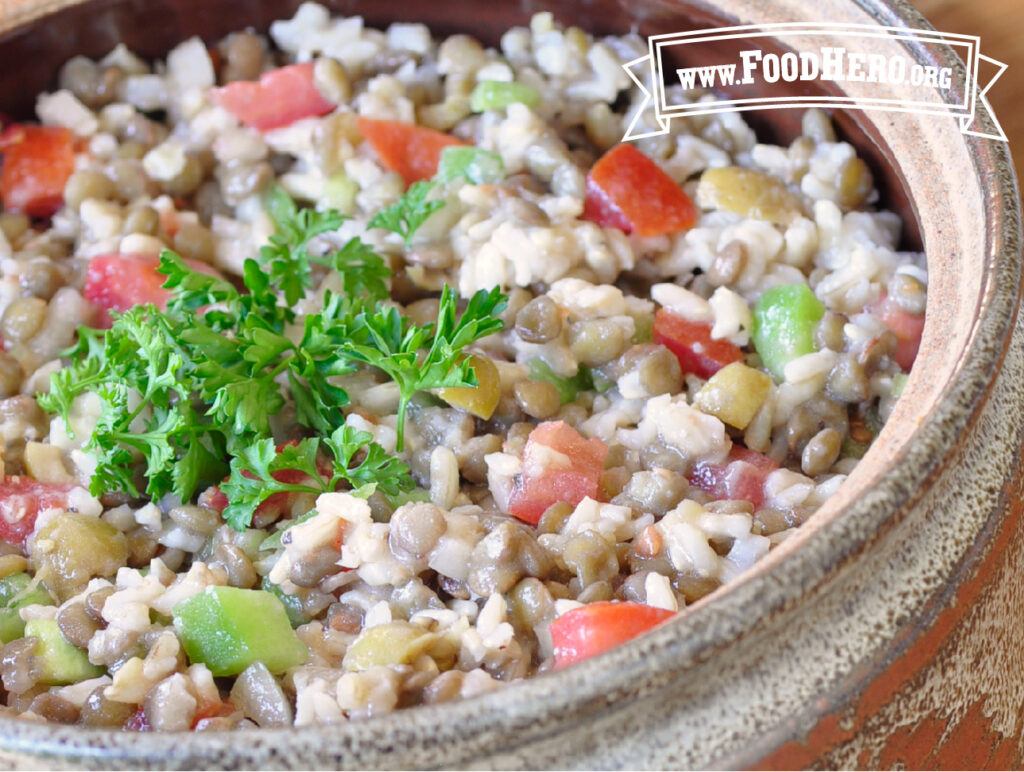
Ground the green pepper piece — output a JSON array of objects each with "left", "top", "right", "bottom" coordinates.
[
  {"left": 0, "top": 573, "right": 54, "bottom": 644},
  {"left": 173, "top": 587, "right": 308, "bottom": 676},
  {"left": 470, "top": 80, "right": 541, "bottom": 112},
  {"left": 529, "top": 359, "right": 593, "bottom": 405},
  {"left": 436, "top": 146, "right": 505, "bottom": 185},
  {"left": 260, "top": 577, "right": 309, "bottom": 629},
  {"left": 24, "top": 619, "right": 103, "bottom": 685},
  {"left": 751, "top": 284, "right": 826, "bottom": 381}
]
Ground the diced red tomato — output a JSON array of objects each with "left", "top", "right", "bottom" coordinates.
[
  {"left": 653, "top": 308, "right": 743, "bottom": 379},
  {"left": 0, "top": 477, "right": 76, "bottom": 550},
  {"left": 0, "top": 125, "right": 75, "bottom": 218},
  {"left": 582, "top": 144, "right": 696, "bottom": 237},
  {"left": 874, "top": 295, "right": 924, "bottom": 372},
  {"left": 208, "top": 62, "right": 334, "bottom": 132},
  {"left": 688, "top": 445, "right": 778, "bottom": 509},
  {"left": 550, "top": 601, "right": 675, "bottom": 669},
  {"left": 507, "top": 421, "right": 608, "bottom": 525},
  {"left": 191, "top": 698, "right": 236, "bottom": 730},
  {"left": 83, "top": 253, "right": 221, "bottom": 327},
  {"left": 356, "top": 118, "right": 465, "bottom": 186}
]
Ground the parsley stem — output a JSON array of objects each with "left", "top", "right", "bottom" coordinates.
[{"left": 395, "top": 394, "right": 410, "bottom": 452}]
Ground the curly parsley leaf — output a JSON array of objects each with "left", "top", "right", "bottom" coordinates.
[
  {"left": 367, "top": 180, "right": 445, "bottom": 247},
  {"left": 221, "top": 427, "right": 412, "bottom": 530},
  {"left": 340, "top": 284, "right": 507, "bottom": 450}
]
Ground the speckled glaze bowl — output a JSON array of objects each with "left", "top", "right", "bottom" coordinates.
[{"left": 0, "top": 0, "right": 1020, "bottom": 768}]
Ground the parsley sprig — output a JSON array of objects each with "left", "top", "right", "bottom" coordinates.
[
  {"left": 39, "top": 184, "right": 506, "bottom": 529},
  {"left": 221, "top": 426, "right": 411, "bottom": 530},
  {"left": 339, "top": 285, "right": 507, "bottom": 450}
]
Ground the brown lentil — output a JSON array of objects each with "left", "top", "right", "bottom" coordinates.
[
  {"left": 19, "top": 260, "right": 64, "bottom": 301},
  {"left": 0, "top": 213, "right": 30, "bottom": 243},
  {"left": 63, "top": 170, "right": 116, "bottom": 212},
  {"left": 0, "top": 352, "right": 22, "bottom": 398},
  {"left": 706, "top": 240, "right": 748, "bottom": 286},
  {"left": 513, "top": 379, "right": 561, "bottom": 419},
  {"left": 514, "top": 295, "right": 562, "bottom": 344},
  {"left": 221, "top": 32, "right": 265, "bottom": 83},
  {"left": 1, "top": 298, "right": 47, "bottom": 343},
  {"left": 889, "top": 272, "right": 927, "bottom": 315},
  {"left": 121, "top": 205, "right": 160, "bottom": 236},
  {"left": 27, "top": 693, "right": 79, "bottom": 724},
  {"left": 56, "top": 603, "right": 102, "bottom": 649},
  {"left": 162, "top": 155, "right": 204, "bottom": 197},
  {"left": 107, "top": 159, "right": 151, "bottom": 202},
  {"left": 79, "top": 685, "right": 136, "bottom": 727},
  {"left": 172, "top": 222, "right": 217, "bottom": 263},
  {"left": 801, "top": 427, "right": 843, "bottom": 476},
  {"left": 618, "top": 343, "right": 683, "bottom": 396}
]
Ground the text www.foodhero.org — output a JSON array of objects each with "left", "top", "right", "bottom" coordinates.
[{"left": 677, "top": 47, "right": 954, "bottom": 91}]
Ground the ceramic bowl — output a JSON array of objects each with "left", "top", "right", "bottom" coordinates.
[{"left": 0, "top": 0, "right": 1020, "bottom": 767}]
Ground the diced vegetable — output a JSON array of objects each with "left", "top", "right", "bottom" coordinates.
[
  {"left": 260, "top": 576, "right": 309, "bottom": 629},
  {"left": 173, "top": 587, "right": 308, "bottom": 676},
  {"left": 0, "top": 573, "right": 54, "bottom": 643},
  {"left": 208, "top": 62, "right": 334, "bottom": 132},
  {"left": 874, "top": 295, "right": 924, "bottom": 372},
  {"left": 529, "top": 359, "right": 592, "bottom": 405},
  {"left": 436, "top": 146, "right": 506, "bottom": 185},
  {"left": 688, "top": 445, "right": 778, "bottom": 509},
  {"left": 469, "top": 80, "right": 542, "bottom": 112},
  {"left": 356, "top": 118, "right": 465, "bottom": 186},
  {"left": 321, "top": 172, "right": 359, "bottom": 215},
  {"left": 0, "top": 125, "right": 75, "bottom": 218},
  {"left": 696, "top": 166, "right": 803, "bottom": 225},
  {"left": 342, "top": 621, "right": 435, "bottom": 671},
  {"left": 83, "top": 253, "right": 221, "bottom": 325},
  {"left": 508, "top": 421, "right": 608, "bottom": 525},
  {"left": 437, "top": 354, "right": 501, "bottom": 419},
  {"left": 31, "top": 513, "right": 129, "bottom": 602},
  {"left": 751, "top": 284, "right": 825, "bottom": 381},
  {"left": 0, "top": 477, "right": 76, "bottom": 550},
  {"left": 693, "top": 362, "right": 773, "bottom": 430},
  {"left": 24, "top": 618, "right": 104, "bottom": 686},
  {"left": 550, "top": 601, "right": 675, "bottom": 668},
  {"left": 582, "top": 144, "right": 696, "bottom": 237},
  {"left": 652, "top": 309, "right": 743, "bottom": 379}
]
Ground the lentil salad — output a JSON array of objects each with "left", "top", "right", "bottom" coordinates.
[{"left": 0, "top": 4, "right": 926, "bottom": 729}]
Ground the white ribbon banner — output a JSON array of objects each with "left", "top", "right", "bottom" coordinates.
[{"left": 622, "top": 23, "right": 1007, "bottom": 142}]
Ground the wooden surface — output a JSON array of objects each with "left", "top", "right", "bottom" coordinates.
[{"left": 912, "top": 0, "right": 1023, "bottom": 187}]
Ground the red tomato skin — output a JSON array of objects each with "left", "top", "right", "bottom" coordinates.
[
  {"left": 83, "top": 253, "right": 220, "bottom": 326},
  {"left": 507, "top": 421, "right": 608, "bottom": 525},
  {"left": 874, "top": 295, "right": 924, "bottom": 372},
  {"left": 652, "top": 308, "right": 743, "bottom": 379},
  {"left": 688, "top": 446, "right": 778, "bottom": 509},
  {"left": 0, "top": 477, "right": 76, "bottom": 550},
  {"left": 356, "top": 118, "right": 464, "bottom": 186},
  {"left": 0, "top": 126, "right": 75, "bottom": 218},
  {"left": 583, "top": 144, "right": 696, "bottom": 237},
  {"left": 208, "top": 62, "right": 334, "bottom": 132},
  {"left": 550, "top": 601, "right": 675, "bottom": 668}
]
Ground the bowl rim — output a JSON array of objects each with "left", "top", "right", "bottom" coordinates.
[{"left": 0, "top": 0, "right": 1020, "bottom": 766}]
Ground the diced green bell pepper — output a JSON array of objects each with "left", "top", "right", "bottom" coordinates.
[
  {"left": 24, "top": 618, "right": 103, "bottom": 685},
  {"left": 0, "top": 573, "right": 54, "bottom": 643},
  {"left": 751, "top": 284, "right": 826, "bottom": 381},
  {"left": 436, "top": 146, "right": 505, "bottom": 185},
  {"left": 173, "top": 587, "right": 308, "bottom": 676},
  {"left": 891, "top": 372, "right": 908, "bottom": 397},
  {"left": 260, "top": 577, "right": 309, "bottom": 629},
  {"left": 470, "top": 80, "right": 541, "bottom": 112},
  {"left": 529, "top": 359, "right": 593, "bottom": 405},
  {"left": 321, "top": 172, "right": 359, "bottom": 215}
]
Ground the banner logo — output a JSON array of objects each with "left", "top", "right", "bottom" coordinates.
[{"left": 623, "top": 23, "right": 1007, "bottom": 141}]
